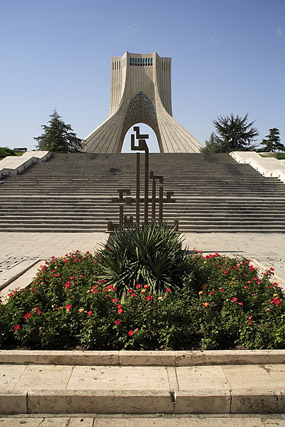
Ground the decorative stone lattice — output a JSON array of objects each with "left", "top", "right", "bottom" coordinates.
[{"left": 122, "top": 92, "right": 158, "bottom": 138}]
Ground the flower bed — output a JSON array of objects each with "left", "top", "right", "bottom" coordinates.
[{"left": 1, "top": 246, "right": 284, "bottom": 350}]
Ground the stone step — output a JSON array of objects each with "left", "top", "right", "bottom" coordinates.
[{"left": 1, "top": 152, "right": 284, "bottom": 232}]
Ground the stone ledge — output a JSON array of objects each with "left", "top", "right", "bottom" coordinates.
[
  {"left": 0, "top": 350, "right": 285, "bottom": 366},
  {"left": 27, "top": 390, "right": 173, "bottom": 414},
  {"left": 231, "top": 390, "right": 285, "bottom": 414},
  {"left": 0, "top": 389, "right": 284, "bottom": 415}
]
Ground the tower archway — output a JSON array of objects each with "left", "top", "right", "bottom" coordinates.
[
  {"left": 118, "top": 92, "right": 162, "bottom": 152},
  {"left": 121, "top": 123, "right": 160, "bottom": 153}
]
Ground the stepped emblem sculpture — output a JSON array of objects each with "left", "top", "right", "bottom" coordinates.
[
  {"left": 107, "top": 127, "right": 178, "bottom": 231},
  {"left": 83, "top": 51, "right": 202, "bottom": 153}
]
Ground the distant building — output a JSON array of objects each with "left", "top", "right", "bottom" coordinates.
[{"left": 13, "top": 148, "right": 27, "bottom": 153}]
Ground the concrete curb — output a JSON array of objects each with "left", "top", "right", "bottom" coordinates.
[
  {"left": 0, "top": 259, "right": 40, "bottom": 292},
  {"left": 1, "top": 350, "right": 285, "bottom": 366},
  {"left": 0, "top": 389, "right": 284, "bottom": 415}
]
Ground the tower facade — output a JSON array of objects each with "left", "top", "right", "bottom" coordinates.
[{"left": 83, "top": 52, "right": 202, "bottom": 153}]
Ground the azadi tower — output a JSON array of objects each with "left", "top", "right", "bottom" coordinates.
[{"left": 83, "top": 52, "right": 202, "bottom": 153}]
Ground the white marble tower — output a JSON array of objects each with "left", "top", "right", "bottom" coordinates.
[{"left": 83, "top": 52, "right": 202, "bottom": 153}]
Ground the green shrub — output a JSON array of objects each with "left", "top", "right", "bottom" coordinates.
[{"left": 97, "top": 223, "right": 192, "bottom": 297}]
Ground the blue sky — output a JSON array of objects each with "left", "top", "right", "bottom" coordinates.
[{"left": 0, "top": 0, "right": 284, "bottom": 152}]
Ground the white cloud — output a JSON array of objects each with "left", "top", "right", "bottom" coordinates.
[
  {"left": 126, "top": 23, "right": 140, "bottom": 37},
  {"left": 276, "top": 26, "right": 284, "bottom": 36},
  {"left": 209, "top": 33, "right": 220, "bottom": 44}
]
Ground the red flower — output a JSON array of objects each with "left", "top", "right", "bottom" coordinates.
[
  {"left": 118, "top": 308, "right": 123, "bottom": 314},
  {"left": 24, "top": 312, "right": 31, "bottom": 320},
  {"left": 136, "top": 284, "right": 142, "bottom": 289},
  {"left": 165, "top": 288, "right": 171, "bottom": 292},
  {"left": 65, "top": 281, "right": 71, "bottom": 288},
  {"left": 87, "top": 311, "right": 92, "bottom": 315},
  {"left": 209, "top": 290, "right": 214, "bottom": 296},
  {"left": 36, "top": 309, "right": 41, "bottom": 315},
  {"left": 146, "top": 295, "right": 153, "bottom": 301},
  {"left": 131, "top": 293, "right": 136, "bottom": 298},
  {"left": 66, "top": 304, "right": 72, "bottom": 311},
  {"left": 70, "top": 276, "right": 75, "bottom": 280},
  {"left": 113, "top": 298, "right": 118, "bottom": 303},
  {"left": 231, "top": 297, "right": 238, "bottom": 303},
  {"left": 115, "top": 320, "right": 120, "bottom": 326},
  {"left": 128, "top": 330, "right": 134, "bottom": 336},
  {"left": 271, "top": 297, "right": 282, "bottom": 306},
  {"left": 14, "top": 324, "right": 20, "bottom": 331}
]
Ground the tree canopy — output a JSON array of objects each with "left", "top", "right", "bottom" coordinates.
[
  {"left": 0, "top": 147, "right": 16, "bottom": 160},
  {"left": 201, "top": 113, "right": 258, "bottom": 153},
  {"left": 259, "top": 128, "right": 284, "bottom": 152},
  {"left": 34, "top": 110, "right": 83, "bottom": 152}
]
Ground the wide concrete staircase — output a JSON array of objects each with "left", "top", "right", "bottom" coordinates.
[{"left": 0, "top": 152, "right": 285, "bottom": 232}]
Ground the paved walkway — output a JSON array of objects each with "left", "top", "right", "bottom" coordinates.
[
  {"left": 0, "top": 351, "right": 285, "bottom": 418},
  {"left": 0, "top": 414, "right": 285, "bottom": 426},
  {"left": 0, "top": 232, "right": 284, "bottom": 297}
]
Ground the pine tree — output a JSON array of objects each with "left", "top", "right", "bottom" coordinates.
[
  {"left": 34, "top": 110, "right": 83, "bottom": 152},
  {"left": 213, "top": 113, "right": 258, "bottom": 152},
  {"left": 201, "top": 114, "right": 258, "bottom": 153},
  {"left": 200, "top": 133, "right": 222, "bottom": 153},
  {"left": 260, "top": 128, "right": 284, "bottom": 152}
]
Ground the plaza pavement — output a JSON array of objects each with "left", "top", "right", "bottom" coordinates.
[
  {"left": 1, "top": 232, "right": 285, "bottom": 297},
  {"left": 0, "top": 414, "right": 285, "bottom": 426}
]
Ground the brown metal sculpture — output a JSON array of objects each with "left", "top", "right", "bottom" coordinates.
[{"left": 107, "top": 126, "right": 178, "bottom": 231}]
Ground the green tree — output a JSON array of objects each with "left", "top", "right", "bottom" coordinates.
[
  {"left": 34, "top": 110, "right": 83, "bottom": 152},
  {"left": 200, "top": 133, "right": 222, "bottom": 153},
  {"left": 259, "top": 128, "right": 284, "bottom": 152},
  {"left": 0, "top": 147, "right": 16, "bottom": 159},
  {"left": 201, "top": 113, "right": 258, "bottom": 153}
]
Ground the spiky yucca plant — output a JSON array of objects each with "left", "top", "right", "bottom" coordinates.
[{"left": 97, "top": 223, "right": 191, "bottom": 298}]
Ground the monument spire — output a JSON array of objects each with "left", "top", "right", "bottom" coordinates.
[{"left": 83, "top": 52, "right": 202, "bottom": 153}]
